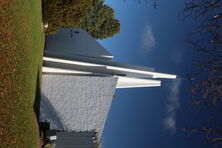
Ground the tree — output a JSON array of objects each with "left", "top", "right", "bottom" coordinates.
[
  {"left": 75, "top": 0, "right": 120, "bottom": 39},
  {"left": 182, "top": 0, "right": 222, "bottom": 147},
  {"left": 42, "top": 0, "right": 93, "bottom": 34}
]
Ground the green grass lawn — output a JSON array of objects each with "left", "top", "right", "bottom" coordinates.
[{"left": 0, "top": 0, "right": 45, "bottom": 147}]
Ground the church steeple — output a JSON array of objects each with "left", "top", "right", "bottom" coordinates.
[{"left": 43, "top": 28, "right": 176, "bottom": 89}]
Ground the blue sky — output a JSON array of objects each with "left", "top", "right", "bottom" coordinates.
[{"left": 98, "top": 0, "right": 208, "bottom": 147}]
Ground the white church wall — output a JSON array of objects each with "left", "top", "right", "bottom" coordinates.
[
  {"left": 45, "top": 28, "right": 113, "bottom": 60},
  {"left": 40, "top": 75, "right": 118, "bottom": 137}
]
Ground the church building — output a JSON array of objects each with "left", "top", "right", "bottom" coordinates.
[{"left": 40, "top": 28, "right": 176, "bottom": 147}]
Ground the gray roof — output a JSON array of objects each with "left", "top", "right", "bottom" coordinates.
[
  {"left": 55, "top": 131, "right": 100, "bottom": 148},
  {"left": 45, "top": 28, "right": 113, "bottom": 60}
]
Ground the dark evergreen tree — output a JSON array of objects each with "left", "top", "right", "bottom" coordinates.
[
  {"left": 42, "top": 0, "right": 93, "bottom": 34},
  {"left": 76, "top": 0, "right": 120, "bottom": 39}
]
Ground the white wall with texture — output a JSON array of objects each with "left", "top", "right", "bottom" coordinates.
[{"left": 40, "top": 75, "right": 118, "bottom": 137}]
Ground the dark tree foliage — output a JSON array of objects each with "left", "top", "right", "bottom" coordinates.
[
  {"left": 42, "top": 0, "right": 93, "bottom": 34},
  {"left": 182, "top": 0, "right": 222, "bottom": 147},
  {"left": 76, "top": 0, "right": 120, "bottom": 39}
]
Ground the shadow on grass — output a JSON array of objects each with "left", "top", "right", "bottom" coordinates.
[{"left": 33, "top": 71, "right": 41, "bottom": 121}]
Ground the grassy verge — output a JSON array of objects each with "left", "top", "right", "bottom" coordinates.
[{"left": 0, "top": 0, "right": 45, "bottom": 147}]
